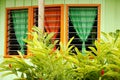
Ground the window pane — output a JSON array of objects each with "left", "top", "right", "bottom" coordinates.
[
  {"left": 33, "top": 7, "right": 61, "bottom": 48},
  {"left": 7, "top": 9, "right": 28, "bottom": 55},
  {"left": 69, "top": 7, "right": 98, "bottom": 52}
]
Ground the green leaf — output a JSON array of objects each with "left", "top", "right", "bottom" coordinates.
[
  {"left": 1, "top": 72, "right": 15, "bottom": 78},
  {"left": 66, "top": 37, "right": 74, "bottom": 50},
  {"left": 88, "top": 47, "right": 97, "bottom": 55}
]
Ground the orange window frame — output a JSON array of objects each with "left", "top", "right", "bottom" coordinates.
[
  {"left": 4, "top": 5, "right": 64, "bottom": 58},
  {"left": 4, "top": 7, "right": 32, "bottom": 58},
  {"left": 31, "top": 4, "right": 64, "bottom": 44},
  {"left": 45, "top": 5, "right": 64, "bottom": 47},
  {"left": 65, "top": 4, "right": 101, "bottom": 44}
]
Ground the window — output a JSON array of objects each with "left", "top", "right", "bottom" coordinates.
[
  {"left": 67, "top": 5, "right": 100, "bottom": 54},
  {"left": 5, "top": 5, "right": 100, "bottom": 57},
  {"left": 33, "top": 6, "right": 62, "bottom": 48},
  {"left": 5, "top": 8, "right": 30, "bottom": 57},
  {"left": 5, "top": 5, "right": 63, "bottom": 57}
]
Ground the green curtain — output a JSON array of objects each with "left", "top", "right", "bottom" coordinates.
[
  {"left": 12, "top": 10, "right": 28, "bottom": 54},
  {"left": 69, "top": 8, "right": 97, "bottom": 55}
]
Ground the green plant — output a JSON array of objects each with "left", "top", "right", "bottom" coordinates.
[
  {"left": 85, "top": 30, "right": 120, "bottom": 80},
  {"left": 1, "top": 27, "right": 120, "bottom": 80},
  {"left": 0, "top": 27, "right": 75, "bottom": 80},
  {"left": 65, "top": 29, "right": 120, "bottom": 80}
]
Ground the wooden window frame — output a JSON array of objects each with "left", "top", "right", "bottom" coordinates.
[
  {"left": 31, "top": 5, "right": 64, "bottom": 49},
  {"left": 31, "top": 4, "right": 64, "bottom": 44},
  {"left": 66, "top": 4, "right": 101, "bottom": 49},
  {"left": 4, "top": 5, "right": 64, "bottom": 58},
  {"left": 4, "top": 4, "right": 100, "bottom": 57},
  {"left": 4, "top": 7, "right": 32, "bottom": 58}
]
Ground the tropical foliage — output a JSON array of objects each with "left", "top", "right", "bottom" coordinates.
[
  {"left": 86, "top": 30, "right": 120, "bottom": 80},
  {"left": 0, "top": 27, "right": 75, "bottom": 80},
  {"left": 1, "top": 27, "right": 120, "bottom": 80}
]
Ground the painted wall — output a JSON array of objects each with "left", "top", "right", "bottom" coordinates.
[
  {"left": 103, "top": 0, "right": 120, "bottom": 32},
  {"left": 0, "top": 0, "right": 120, "bottom": 79},
  {"left": 0, "top": 0, "right": 38, "bottom": 79}
]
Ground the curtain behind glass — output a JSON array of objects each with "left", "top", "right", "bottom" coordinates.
[
  {"left": 45, "top": 7, "right": 60, "bottom": 39},
  {"left": 12, "top": 10, "right": 28, "bottom": 54},
  {"left": 69, "top": 7, "right": 97, "bottom": 55}
]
